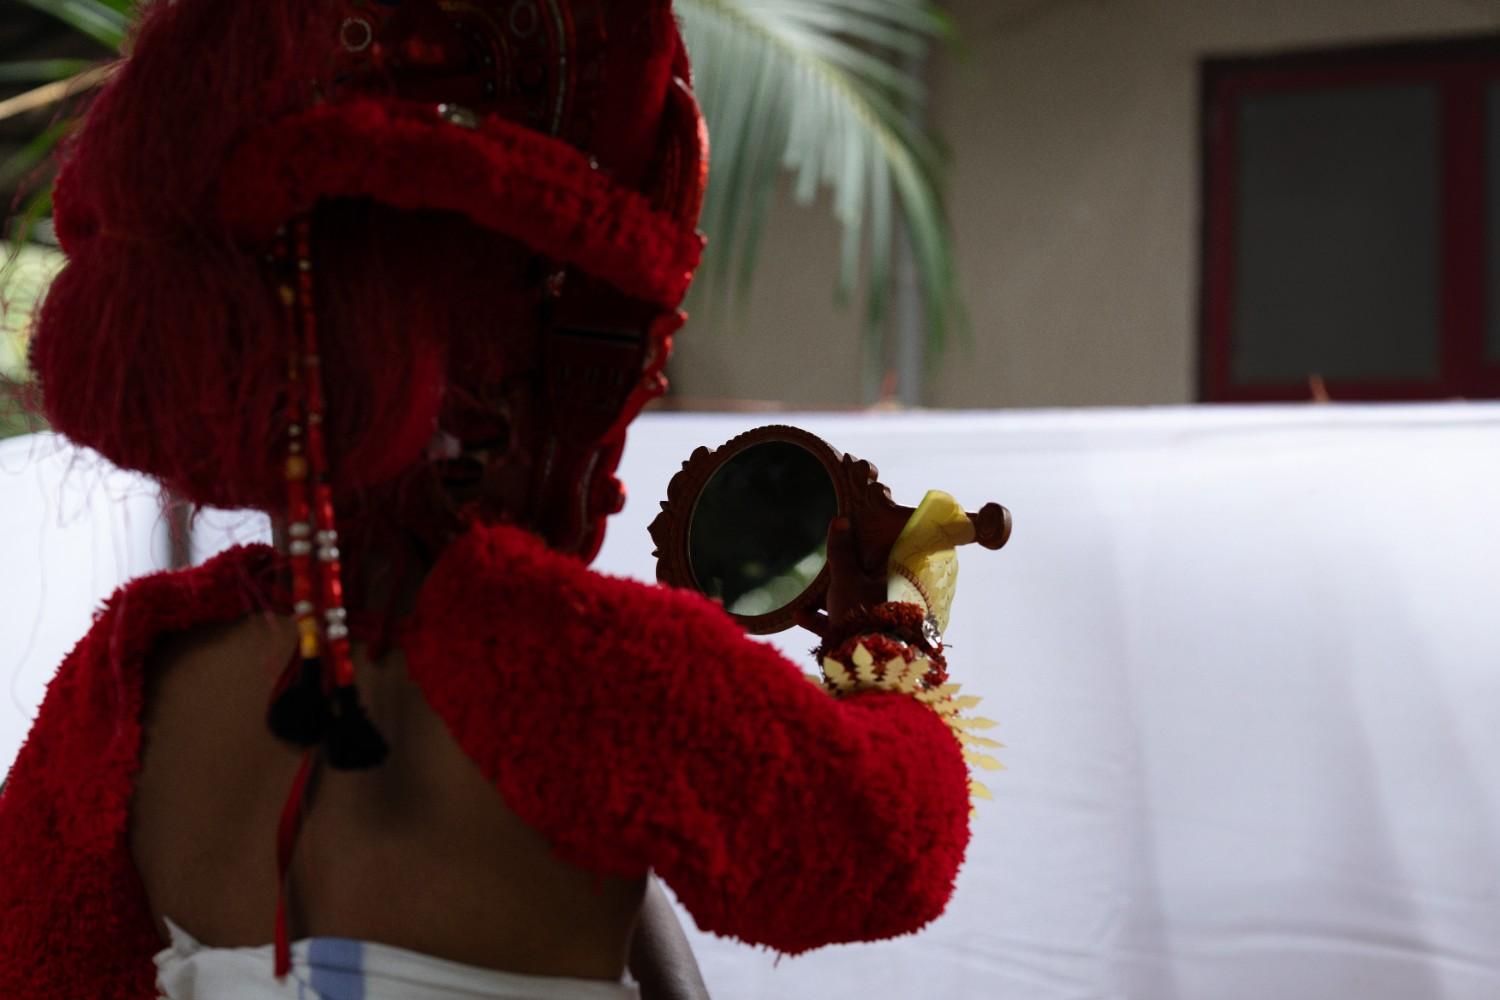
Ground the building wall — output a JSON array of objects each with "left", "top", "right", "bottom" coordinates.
[
  {"left": 671, "top": 0, "right": 1500, "bottom": 410},
  {"left": 667, "top": 183, "right": 871, "bottom": 410}
]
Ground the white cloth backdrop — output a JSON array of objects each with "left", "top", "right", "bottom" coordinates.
[
  {"left": 4, "top": 405, "right": 1500, "bottom": 999},
  {"left": 0, "top": 433, "right": 164, "bottom": 772}
]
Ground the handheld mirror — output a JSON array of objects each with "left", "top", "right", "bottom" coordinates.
[{"left": 650, "top": 425, "right": 1011, "bottom": 634}]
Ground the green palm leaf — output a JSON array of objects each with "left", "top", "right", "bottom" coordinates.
[
  {"left": 677, "top": 0, "right": 962, "bottom": 356},
  {"left": 14, "top": 0, "right": 130, "bottom": 50},
  {"left": 0, "top": 59, "right": 96, "bottom": 85}
]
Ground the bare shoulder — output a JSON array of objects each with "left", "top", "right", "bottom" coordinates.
[
  {"left": 130, "top": 612, "right": 646, "bottom": 978},
  {"left": 131, "top": 613, "right": 305, "bottom": 946}
]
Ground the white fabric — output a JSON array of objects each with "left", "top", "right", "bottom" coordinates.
[
  {"left": 7, "top": 404, "right": 1500, "bottom": 999},
  {"left": 155, "top": 919, "right": 639, "bottom": 1000},
  {"left": 0, "top": 434, "right": 165, "bottom": 773},
  {"left": 595, "top": 405, "right": 1500, "bottom": 1000}
]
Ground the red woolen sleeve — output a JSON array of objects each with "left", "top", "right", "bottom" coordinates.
[
  {"left": 400, "top": 523, "right": 973, "bottom": 954},
  {"left": 0, "top": 606, "right": 162, "bottom": 997},
  {"left": 0, "top": 546, "right": 280, "bottom": 996}
]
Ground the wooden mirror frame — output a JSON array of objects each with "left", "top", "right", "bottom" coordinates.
[{"left": 648, "top": 424, "right": 1012, "bottom": 635}]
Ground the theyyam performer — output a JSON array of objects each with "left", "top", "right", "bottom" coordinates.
[{"left": 0, "top": 1, "right": 999, "bottom": 996}]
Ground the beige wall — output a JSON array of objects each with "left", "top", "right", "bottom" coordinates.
[
  {"left": 672, "top": 0, "right": 1500, "bottom": 410},
  {"left": 668, "top": 183, "right": 871, "bottom": 409}
]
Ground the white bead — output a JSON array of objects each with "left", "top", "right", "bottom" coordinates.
[
  {"left": 288, "top": 522, "right": 311, "bottom": 539},
  {"left": 293, "top": 600, "right": 314, "bottom": 616},
  {"left": 326, "top": 623, "right": 349, "bottom": 641},
  {"left": 315, "top": 529, "right": 338, "bottom": 546},
  {"left": 289, "top": 540, "right": 312, "bottom": 556},
  {"left": 436, "top": 103, "right": 480, "bottom": 130},
  {"left": 318, "top": 546, "right": 341, "bottom": 562}
]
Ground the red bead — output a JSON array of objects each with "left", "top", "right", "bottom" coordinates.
[{"left": 329, "top": 645, "right": 355, "bottom": 687}]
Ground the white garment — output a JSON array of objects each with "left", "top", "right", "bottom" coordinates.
[{"left": 156, "top": 919, "right": 641, "bottom": 1000}]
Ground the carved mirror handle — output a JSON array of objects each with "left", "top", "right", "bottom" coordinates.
[{"left": 649, "top": 424, "right": 1010, "bottom": 635}]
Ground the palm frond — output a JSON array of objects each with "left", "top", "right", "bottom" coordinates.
[
  {"left": 0, "top": 120, "right": 71, "bottom": 195},
  {"left": 15, "top": 0, "right": 130, "bottom": 50},
  {"left": 0, "top": 59, "right": 97, "bottom": 85},
  {"left": 677, "top": 0, "right": 962, "bottom": 355}
]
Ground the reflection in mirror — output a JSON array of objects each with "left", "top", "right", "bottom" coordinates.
[{"left": 688, "top": 441, "right": 839, "bottom": 617}]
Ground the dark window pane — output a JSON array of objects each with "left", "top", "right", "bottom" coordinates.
[
  {"left": 1486, "top": 81, "right": 1500, "bottom": 364},
  {"left": 1233, "top": 84, "right": 1441, "bottom": 384}
]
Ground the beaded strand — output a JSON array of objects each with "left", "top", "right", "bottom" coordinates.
[
  {"left": 267, "top": 217, "right": 385, "bottom": 771},
  {"left": 277, "top": 227, "right": 323, "bottom": 684},
  {"left": 292, "top": 217, "right": 358, "bottom": 693}
]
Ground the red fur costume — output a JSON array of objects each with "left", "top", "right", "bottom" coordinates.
[
  {"left": 0, "top": 528, "right": 971, "bottom": 995},
  {"left": 0, "top": 0, "right": 976, "bottom": 993}
]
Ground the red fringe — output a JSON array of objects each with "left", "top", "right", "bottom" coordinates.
[{"left": 218, "top": 99, "right": 702, "bottom": 311}]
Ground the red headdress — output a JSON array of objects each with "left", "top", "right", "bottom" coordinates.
[
  {"left": 34, "top": 0, "right": 707, "bottom": 553},
  {"left": 31, "top": 0, "right": 708, "bottom": 765}
]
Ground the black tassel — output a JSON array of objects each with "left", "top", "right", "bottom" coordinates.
[
  {"left": 324, "top": 684, "right": 389, "bottom": 770},
  {"left": 267, "top": 658, "right": 332, "bottom": 748}
]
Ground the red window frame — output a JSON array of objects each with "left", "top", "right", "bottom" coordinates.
[{"left": 1200, "top": 37, "right": 1500, "bottom": 402}]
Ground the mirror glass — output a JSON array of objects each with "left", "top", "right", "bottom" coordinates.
[{"left": 688, "top": 441, "right": 839, "bottom": 617}]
